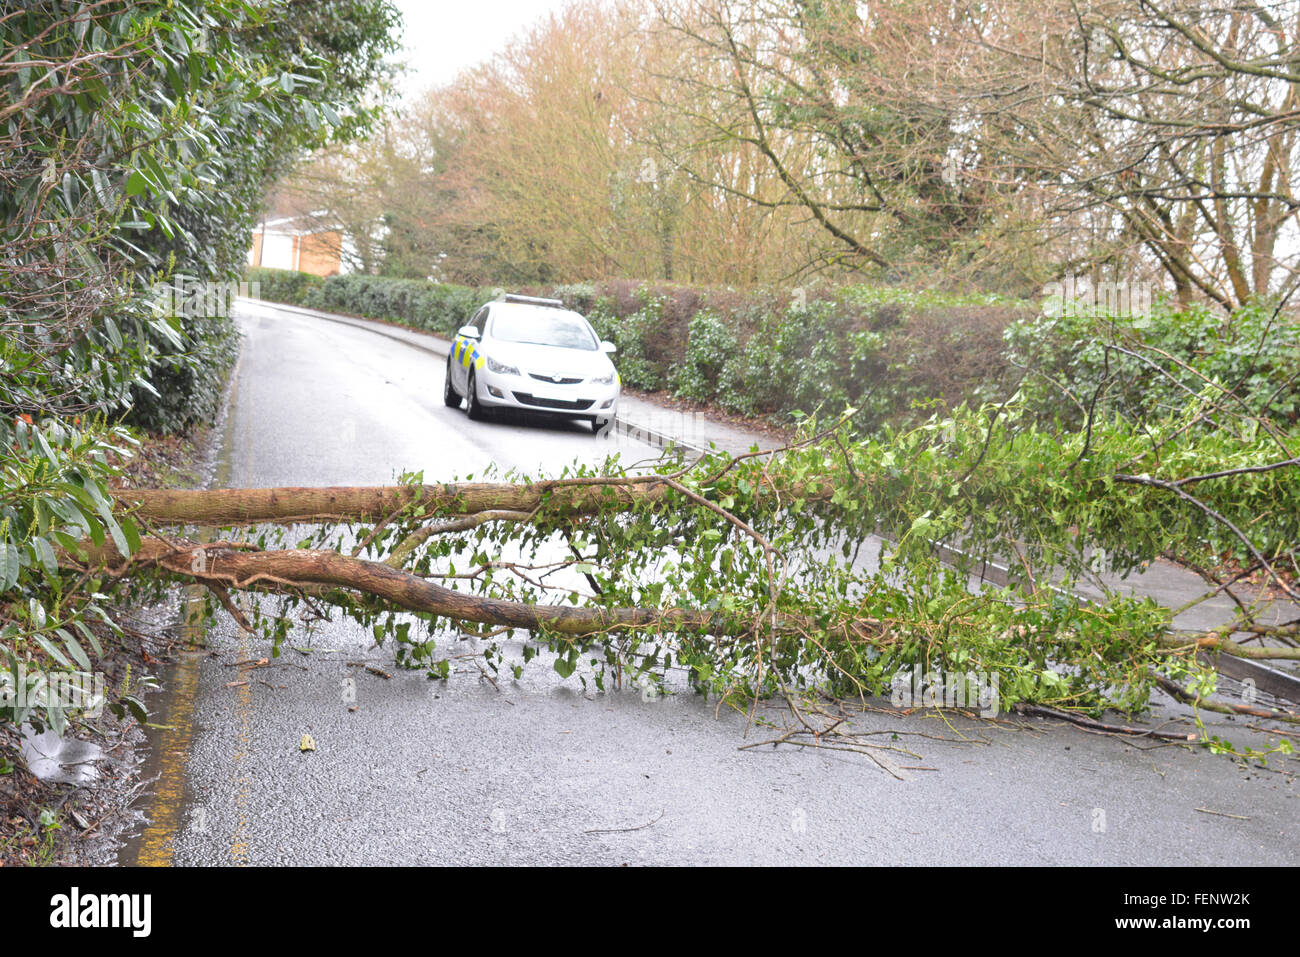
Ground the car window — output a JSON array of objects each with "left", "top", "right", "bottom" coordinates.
[
  {"left": 490, "top": 309, "right": 598, "bottom": 350},
  {"left": 471, "top": 307, "right": 488, "bottom": 333}
]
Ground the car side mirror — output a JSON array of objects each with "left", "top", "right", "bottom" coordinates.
[
  {"left": 600, "top": 340, "right": 617, "bottom": 354},
  {"left": 457, "top": 325, "right": 480, "bottom": 340}
]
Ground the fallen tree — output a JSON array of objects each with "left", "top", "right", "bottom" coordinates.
[
  {"left": 91, "top": 402, "right": 1300, "bottom": 740},
  {"left": 7, "top": 392, "right": 1299, "bottom": 761}
]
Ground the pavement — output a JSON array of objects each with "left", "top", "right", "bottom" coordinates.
[{"left": 115, "top": 297, "right": 1298, "bottom": 866}]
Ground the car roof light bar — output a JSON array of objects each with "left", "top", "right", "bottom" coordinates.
[{"left": 502, "top": 294, "right": 564, "bottom": 307}]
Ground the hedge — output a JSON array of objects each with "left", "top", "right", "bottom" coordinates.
[{"left": 244, "top": 268, "right": 487, "bottom": 339}]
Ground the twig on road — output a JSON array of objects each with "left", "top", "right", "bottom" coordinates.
[
  {"left": 1016, "top": 703, "right": 1198, "bottom": 741},
  {"left": 1194, "top": 807, "right": 1250, "bottom": 821},
  {"left": 584, "top": 809, "right": 664, "bottom": 834}
]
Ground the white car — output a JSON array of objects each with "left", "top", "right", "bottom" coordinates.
[{"left": 443, "top": 295, "right": 620, "bottom": 432}]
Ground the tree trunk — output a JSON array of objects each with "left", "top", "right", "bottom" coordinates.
[
  {"left": 66, "top": 538, "right": 840, "bottom": 642},
  {"left": 109, "top": 476, "right": 831, "bottom": 526}
]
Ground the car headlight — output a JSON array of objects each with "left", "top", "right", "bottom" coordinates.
[
  {"left": 486, "top": 356, "right": 519, "bottom": 376},
  {"left": 591, "top": 371, "right": 616, "bottom": 385}
]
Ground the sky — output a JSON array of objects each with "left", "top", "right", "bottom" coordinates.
[{"left": 390, "top": 0, "right": 574, "bottom": 100}]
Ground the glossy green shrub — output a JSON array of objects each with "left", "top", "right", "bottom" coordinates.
[
  {"left": 1004, "top": 297, "right": 1300, "bottom": 429},
  {"left": 245, "top": 266, "right": 324, "bottom": 306},
  {"left": 248, "top": 269, "right": 487, "bottom": 338}
]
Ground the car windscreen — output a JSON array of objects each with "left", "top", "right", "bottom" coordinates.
[{"left": 490, "top": 309, "right": 598, "bottom": 350}]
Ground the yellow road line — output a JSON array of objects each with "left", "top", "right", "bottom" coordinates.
[
  {"left": 132, "top": 357, "right": 246, "bottom": 866},
  {"left": 229, "top": 602, "right": 253, "bottom": 865},
  {"left": 131, "top": 591, "right": 204, "bottom": 867}
]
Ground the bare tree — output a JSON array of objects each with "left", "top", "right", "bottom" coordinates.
[{"left": 650, "top": 0, "right": 1300, "bottom": 303}]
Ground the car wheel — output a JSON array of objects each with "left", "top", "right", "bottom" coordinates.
[
  {"left": 443, "top": 357, "right": 460, "bottom": 407},
  {"left": 592, "top": 417, "right": 609, "bottom": 435},
  {"left": 466, "top": 369, "right": 488, "bottom": 421}
]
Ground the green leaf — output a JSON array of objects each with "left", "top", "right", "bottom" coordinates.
[
  {"left": 0, "top": 544, "right": 18, "bottom": 590},
  {"left": 60, "top": 630, "right": 92, "bottom": 671},
  {"left": 74, "top": 621, "right": 104, "bottom": 659},
  {"left": 33, "top": 634, "right": 73, "bottom": 669},
  {"left": 122, "top": 695, "right": 149, "bottom": 723},
  {"left": 103, "top": 316, "right": 123, "bottom": 350},
  {"left": 31, "top": 537, "right": 58, "bottom": 577}
]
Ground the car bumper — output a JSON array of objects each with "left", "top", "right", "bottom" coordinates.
[{"left": 476, "top": 369, "right": 619, "bottom": 419}]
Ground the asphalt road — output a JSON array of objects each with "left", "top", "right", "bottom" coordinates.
[{"left": 121, "top": 300, "right": 1297, "bottom": 866}]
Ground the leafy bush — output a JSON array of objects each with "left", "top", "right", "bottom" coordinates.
[
  {"left": 584, "top": 293, "right": 669, "bottom": 391},
  {"left": 2, "top": 1, "right": 400, "bottom": 742},
  {"left": 672, "top": 310, "right": 736, "bottom": 402},
  {"left": 245, "top": 266, "right": 324, "bottom": 307},
  {"left": 676, "top": 294, "right": 1020, "bottom": 432},
  {"left": 126, "top": 313, "right": 239, "bottom": 434},
  {"left": 248, "top": 269, "right": 487, "bottom": 338},
  {"left": 1005, "top": 297, "right": 1300, "bottom": 429}
]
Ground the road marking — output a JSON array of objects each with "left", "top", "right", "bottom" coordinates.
[
  {"left": 130, "top": 360, "right": 249, "bottom": 866},
  {"left": 229, "top": 596, "right": 254, "bottom": 865},
  {"left": 130, "top": 625, "right": 201, "bottom": 867}
]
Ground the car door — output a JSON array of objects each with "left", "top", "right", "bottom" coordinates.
[{"left": 454, "top": 306, "right": 489, "bottom": 393}]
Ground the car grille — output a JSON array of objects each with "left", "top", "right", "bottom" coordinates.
[
  {"left": 512, "top": 392, "right": 594, "bottom": 411},
  {"left": 528, "top": 373, "right": 584, "bottom": 385}
]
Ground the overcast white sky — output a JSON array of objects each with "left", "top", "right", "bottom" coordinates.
[{"left": 391, "top": 0, "right": 574, "bottom": 99}]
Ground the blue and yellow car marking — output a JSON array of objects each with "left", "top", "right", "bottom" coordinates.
[{"left": 454, "top": 336, "right": 486, "bottom": 371}]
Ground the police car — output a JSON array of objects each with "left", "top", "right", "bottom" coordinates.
[{"left": 443, "top": 295, "right": 620, "bottom": 432}]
